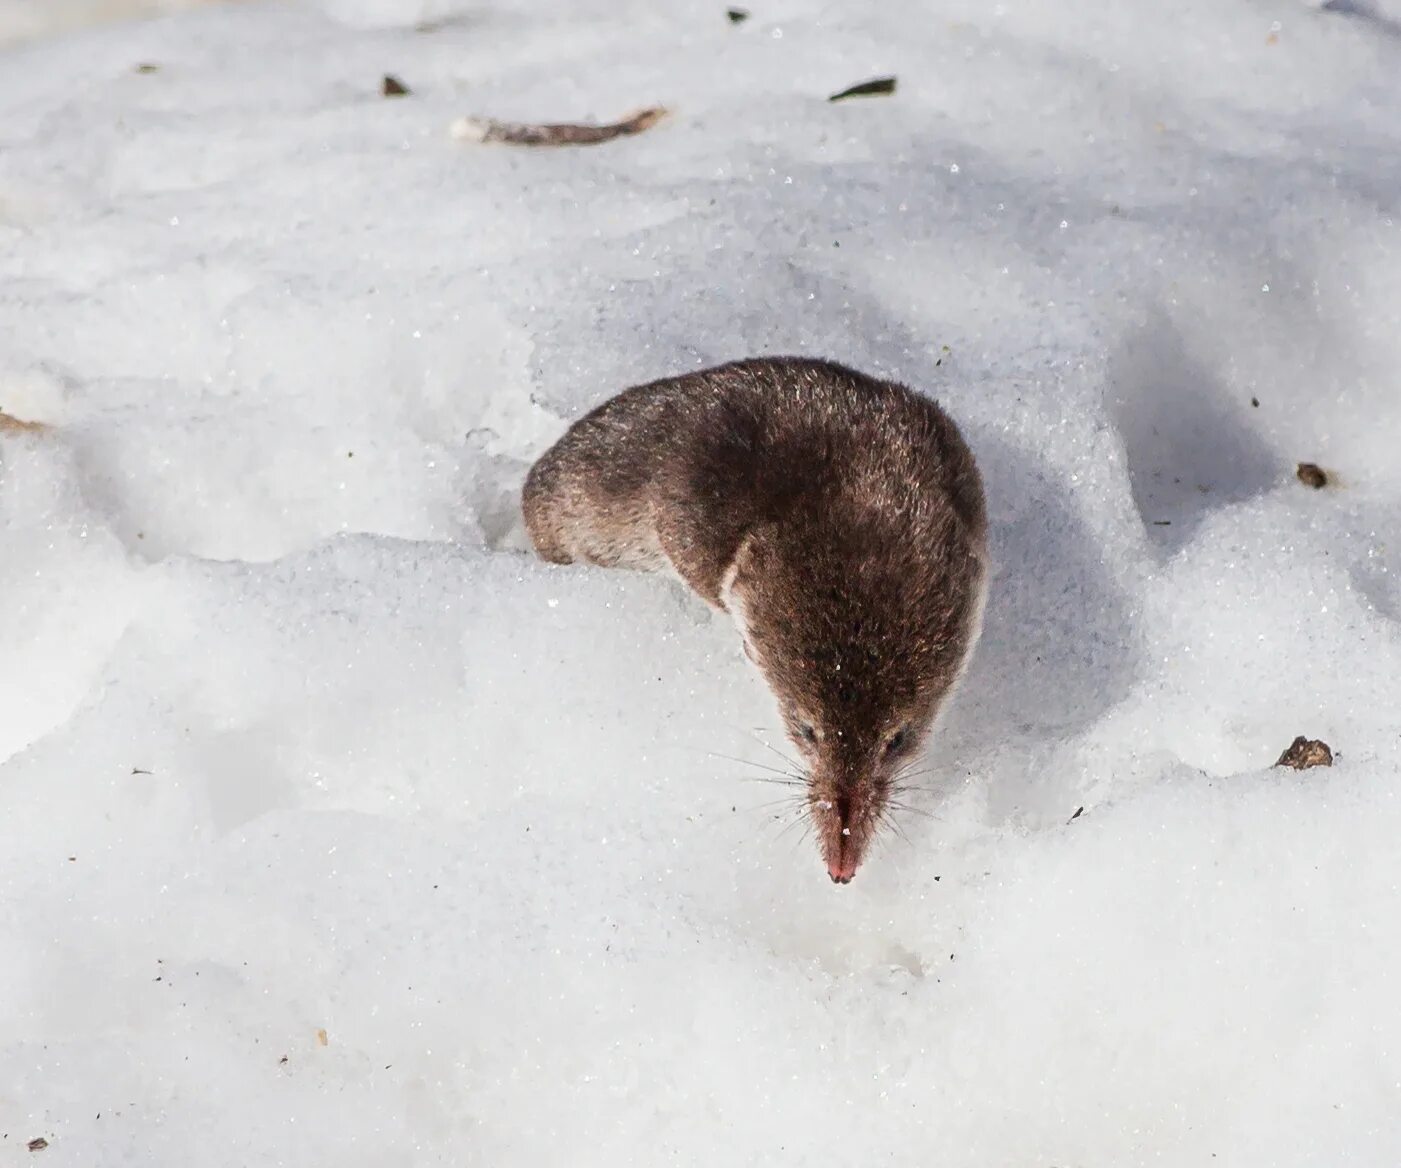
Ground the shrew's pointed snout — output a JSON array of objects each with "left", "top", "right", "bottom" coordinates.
[{"left": 820, "top": 794, "right": 862, "bottom": 884}]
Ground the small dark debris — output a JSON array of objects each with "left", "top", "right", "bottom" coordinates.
[
  {"left": 382, "top": 75, "right": 410, "bottom": 98},
  {"left": 726, "top": 7, "right": 750, "bottom": 22},
  {"left": 933, "top": 875, "right": 940, "bottom": 881},
  {"left": 1297, "top": 462, "right": 1328, "bottom": 489},
  {"left": 28, "top": 1139, "right": 48, "bottom": 1152},
  {"left": 131, "top": 768, "right": 152, "bottom": 776},
  {"left": 1152, "top": 520, "right": 1172, "bottom": 526},
  {"left": 67, "top": 856, "right": 76, "bottom": 862},
  {"left": 828, "top": 76, "right": 897, "bottom": 102},
  {"left": 1068, "top": 805, "right": 1085, "bottom": 823},
  {"left": 1275, "top": 736, "right": 1333, "bottom": 770},
  {"left": 134, "top": 63, "right": 159, "bottom": 74},
  {"left": 1251, "top": 396, "right": 1260, "bottom": 408},
  {"left": 279, "top": 1055, "right": 289, "bottom": 1065}
]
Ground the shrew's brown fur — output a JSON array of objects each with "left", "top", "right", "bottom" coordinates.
[{"left": 523, "top": 356, "right": 987, "bottom": 883}]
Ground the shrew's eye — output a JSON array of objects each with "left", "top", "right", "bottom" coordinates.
[
  {"left": 798, "top": 723, "right": 818, "bottom": 745},
  {"left": 885, "top": 728, "right": 910, "bottom": 756}
]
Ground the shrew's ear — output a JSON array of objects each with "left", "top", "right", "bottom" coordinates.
[
  {"left": 731, "top": 527, "right": 761, "bottom": 570},
  {"left": 722, "top": 532, "right": 764, "bottom": 670},
  {"left": 719, "top": 529, "right": 758, "bottom": 614}
]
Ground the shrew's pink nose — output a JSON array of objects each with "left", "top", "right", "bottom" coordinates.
[{"left": 827, "top": 857, "right": 857, "bottom": 884}]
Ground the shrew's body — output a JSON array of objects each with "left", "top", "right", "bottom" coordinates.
[{"left": 523, "top": 357, "right": 987, "bottom": 882}]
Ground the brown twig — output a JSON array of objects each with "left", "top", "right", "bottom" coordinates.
[
  {"left": 0, "top": 411, "right": 47, "bottom": 434},
  {"left": 451, "top": 107, "right": 667, "bottom": 147}
]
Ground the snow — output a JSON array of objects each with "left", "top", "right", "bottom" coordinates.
[
  {"left": 2, "top": 0, "right": 1401, "bottom": 1163},
  {"left": 0, "top": 1, "right": 221, "bottom": 48}
]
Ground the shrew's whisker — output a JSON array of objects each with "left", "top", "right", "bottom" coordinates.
[
  {"left": 707, "top": 751, "right": 800, "bottom": 779},
  {"left": 884, "top": 800, "right": 939, "bottom": 821},
  {"left": 744, "top": 795, "right": 809, "bottom": 814},
  {"left": 746, "top": 729, "right": 805, "bottom": 772},
  {"left": 773, "top": 805, "right": 815, "bottom": 848},
  {"left": 879, "top": 810, "right": 914, "bottom": 847},
  {"left": 733, "top": 775, "right": 807, "bottom": 788}
]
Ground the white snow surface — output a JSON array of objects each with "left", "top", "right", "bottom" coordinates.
[
  {"left": 3, "top": 0, "right": 1401, "bottom": 1164},
  {"left": 0, "top": 0, "right": 229, "bottom": 48}
]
